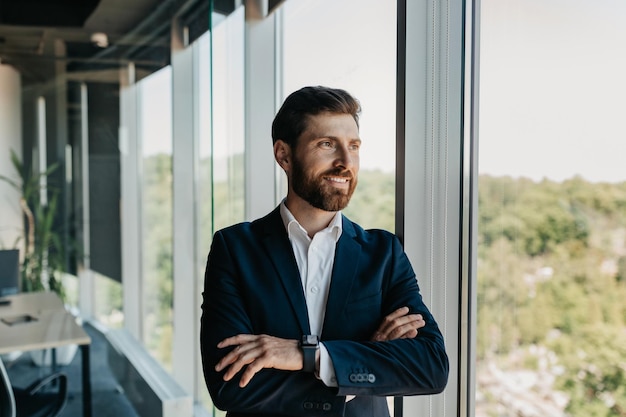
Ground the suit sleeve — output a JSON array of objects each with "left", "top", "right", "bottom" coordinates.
[
  {"left": 323, "top": 236, "right": 449, "bottom": 397},
  {"left": 200, "top": 231, "right": 347, "bottom": 416}
]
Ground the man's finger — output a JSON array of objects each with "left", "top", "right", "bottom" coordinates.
[
  {"left": 238, "top": 355, "right": 267, "bottom": 387},
  {"left": 387, "top": 319, "right": 423, "bottom": 340},
  {"left": 215, "top": 334, "right": 302, "bottom": 386},
  {"left": 215, "top": 336, "right": 259, "bottom": 372},
  {"left": 372, "top": 308, "right": 425, "bottom": 341},
  {"left": 217, "top": 333, "right": 257, "bottom": 348},
  {"left": 221, "top": 342, "right": 270, "bottom": 382},
  {"left": 386, "top": 306, "right": 410, "bottom": 320},
  {"left": 378, "top": 313, "right": 423, "bottom": 336}
]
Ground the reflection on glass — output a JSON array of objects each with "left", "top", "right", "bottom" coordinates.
[
  {"left": 477, "top": 1, "right": 626, "bottom": 416},
  {"left": 139, "top": 67, "right": 174, "bottom": 371},
  {"left": 282, "top": 0, "right": 396, "bottom": 231}
]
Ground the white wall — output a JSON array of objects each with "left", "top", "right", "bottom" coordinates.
[{"left": 0, "top": 63, "right": 23, "bottom": 250}]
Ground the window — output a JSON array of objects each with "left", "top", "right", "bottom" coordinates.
[
  {"left": 211, "top": 7, "right": 245, "bottom": 233},
  {"left": 139, "top": 67, "right": 174, "bottom": 370},
  {"left": 477, "top": 1, "right": 626, "bottom": 415},
  {"left": 196, "top": 5, "right": 245, "bottom": 413},
  {"left": 281, "top": 0, "right": 397, "bottom": 231}
]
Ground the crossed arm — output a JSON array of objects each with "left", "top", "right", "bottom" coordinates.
[
  {"left": 215, "top": 306, "right": 425, "bottom": 388},
  {"left": 201, "top": 228, "right": 449, "bottom": 414}
]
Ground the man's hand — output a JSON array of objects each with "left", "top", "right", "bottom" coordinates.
[
  {"left": 215, "top": 334, "right": 302, "bottom": 387},
  {"left": 370, "top": 306, "right": 425, "bottom": 342}
]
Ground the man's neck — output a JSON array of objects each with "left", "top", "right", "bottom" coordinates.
[{"left": 284, "top": 196, "right": 337, "bottom": 238}]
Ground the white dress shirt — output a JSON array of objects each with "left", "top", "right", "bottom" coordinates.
[{"left": 280, "top": 202, "right": 341, "bottom": 387}]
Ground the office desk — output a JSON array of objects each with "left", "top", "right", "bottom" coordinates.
[
  {"left": 0, "top": 292, "right": 92, "bottom": 417},
  {"left": 0, "top": 291, "right": 64, "bottom": 315}
]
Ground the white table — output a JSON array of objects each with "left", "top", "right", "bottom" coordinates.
[
  {"left": 0, "top": 291, "right": 64, "bottom": 316},
  {"left": 0, "top": 292, "right": 92, "bottom": 417}
]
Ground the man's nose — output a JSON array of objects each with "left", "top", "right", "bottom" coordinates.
[{"left": 334, "top": 145, "right": 357, "bottom": 169}]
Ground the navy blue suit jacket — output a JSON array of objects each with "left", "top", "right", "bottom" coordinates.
[{"left": 201, "top": 207, "right": 448, "bottom": 417}]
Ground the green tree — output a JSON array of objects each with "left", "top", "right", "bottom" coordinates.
[{"left": 551, "top": 325, "right": 626, "bottom": 417}]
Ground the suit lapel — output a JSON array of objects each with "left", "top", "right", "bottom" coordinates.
[
  {"left": 322, "top": 216, "right": 361, "bottom": 338},
  {"left": 256, "top": 208, "right": 311, "bottom": 335}
]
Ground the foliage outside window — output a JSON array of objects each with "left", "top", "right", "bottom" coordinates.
[{"left": 476, "top": 176, "right": 626, "bottom": 416}]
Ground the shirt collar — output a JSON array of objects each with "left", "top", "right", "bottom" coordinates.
[{"left": 279, "top": 200, "right": 343, "bottom": 242}]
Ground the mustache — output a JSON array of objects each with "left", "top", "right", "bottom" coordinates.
[{"left": 321, "top": 168, "right": 354, "bottom": 179}]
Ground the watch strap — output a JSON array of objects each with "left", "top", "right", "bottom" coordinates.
[{"left": 300, "top": 335, "right": 319, "bottom": 373}]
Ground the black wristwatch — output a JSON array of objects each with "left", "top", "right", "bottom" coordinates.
[{"left": 299, "top": 335, "right": 319, "bottom": 373}]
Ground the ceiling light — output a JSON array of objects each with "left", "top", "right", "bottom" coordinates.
[{"left": 90, "top": 32, "right": 108, "bottom": 48}]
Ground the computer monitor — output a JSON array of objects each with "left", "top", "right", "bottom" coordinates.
[{"left": 0, "top": 249, "right": 19, "bottom": 296}]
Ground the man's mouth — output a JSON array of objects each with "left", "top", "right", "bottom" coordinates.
[{"left": 324, "top": 176, "right": 350, "bottom": 184}]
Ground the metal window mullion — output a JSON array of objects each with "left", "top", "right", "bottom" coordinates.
[
  {"left": 244, "top": 1, "right": 279, "bottom": 220},
  {"left": 171, "top": 18, "right": 197, "bottom": 403},
  {"left": 401, "top": 0, "right": 466, "bottom": 416},
  {"left": 78, "top": 83, "right": 94, "bottom": 319},
  {"left": 460, "top": 1, "right": 480, "bottom": 416},
  {"left": 120, "top": 63, "right": 143, "bottom": 341}
]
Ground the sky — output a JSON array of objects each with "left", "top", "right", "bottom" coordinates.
[
  {"left": 282, "top": 0, "right": 397, "bottom": 173},
  {"left": 479, "top": 0, "right": 626, "bottom": 183},
  {"left": 141, "top": 0, "right": 626, "bottom": 183},
  {"left": 284, "top": 0, "right": 626, "bottom": 182}
]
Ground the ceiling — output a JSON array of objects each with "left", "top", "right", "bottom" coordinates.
[{"left": 0, "top": 0, "right": 234, "bottom": 85}]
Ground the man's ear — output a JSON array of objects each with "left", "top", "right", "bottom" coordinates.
[{"left": 274, "top": 140, "right": 291, "bottom": 171}]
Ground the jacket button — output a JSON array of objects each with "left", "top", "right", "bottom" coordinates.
[
  {"left": 349, "top": 374, "right": 357, "bottom": 382},
  {"left": 323, "top": 402, "right": 332, "bottom": 411},
  {"left": 368, "top": 373, "right": 376, "bottom": 383},
  {"left": 304, "top": 401, "right": 313, "bottom": 409}
]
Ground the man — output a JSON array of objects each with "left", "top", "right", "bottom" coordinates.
[{"left": 201, "top": 86, "right": 448, "bottom": 417}]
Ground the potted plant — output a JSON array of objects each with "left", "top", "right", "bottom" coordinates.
[
  {"left": 0, "top": 149, "right": 77, "bottom": 365},
  {"left": 0, "top": 149, "right": 67, "bottom": 299}
]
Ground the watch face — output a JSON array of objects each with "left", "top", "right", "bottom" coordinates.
[{"left": 303, "top": 335, "right": 319, "bottom": 345}]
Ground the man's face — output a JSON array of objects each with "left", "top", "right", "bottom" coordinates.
[{"left": 289, "top": 112, "right": 360, "bottom": 212}]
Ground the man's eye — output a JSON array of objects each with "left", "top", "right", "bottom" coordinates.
[
  {"left": 320, "top": 141, "right": 333, "bottom": 148},
  {"left": 350, "top": 144, "right": 360, "bottom": 151}
]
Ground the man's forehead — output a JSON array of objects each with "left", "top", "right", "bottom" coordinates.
[{"left": 302, "top": 112, "right": 360, "bottom": 137}]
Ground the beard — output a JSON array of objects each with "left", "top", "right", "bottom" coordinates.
[{"left": 291, "top": 156, "right": 357, "bottom": 212}]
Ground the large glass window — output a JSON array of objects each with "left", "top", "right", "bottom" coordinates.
[
  {"left": 211, "top": 7, "right": 245, "bottom": 233},
  {"left": 477, "top": 1, "right": 626, "bottom": 416},
  {"left": 94, "top": 271, "right": 124, "bottom": 328},
  {"left": 281, "top": 0, "right": 397, "bottom": 231},
  {"left": 196, "top": 5, "right": 245, "bottom": 413},
  {"left": 139, "top": 67, "right": 174, "bottom": 371},
  {"left": 281, "top": 0, "right": 397, "bottom": 413}
]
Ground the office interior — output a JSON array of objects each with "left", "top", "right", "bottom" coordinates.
[{"left": 10, "top": 0, "right": 624, "bottom": 416}]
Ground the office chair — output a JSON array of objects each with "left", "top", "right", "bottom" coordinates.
[{"left": 0, "top": 357, "right": 68, "bottom": 417}]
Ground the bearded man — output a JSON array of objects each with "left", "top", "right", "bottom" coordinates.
[{"left": 200, "top": 86, "right": 448, "bottom": 417}]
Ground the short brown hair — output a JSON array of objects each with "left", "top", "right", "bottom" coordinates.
[{"left": 271, "top": 86, "right": 361, "bottom": 148}]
